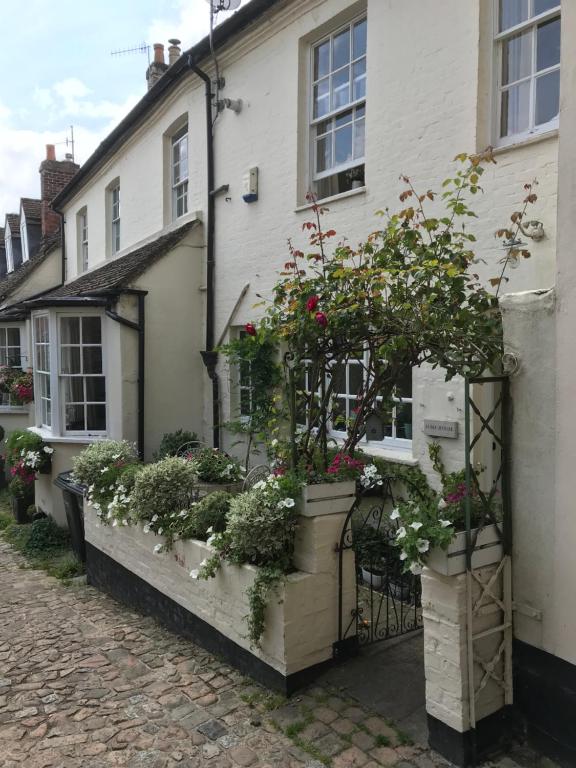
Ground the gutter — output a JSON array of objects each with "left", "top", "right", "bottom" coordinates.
[{"left": 188, "top": 57, "right": 220, "bottom": 450}]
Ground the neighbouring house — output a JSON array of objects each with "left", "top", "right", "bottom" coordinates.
[{"left": 2, "top": 0, "right": 573, "bottom": 765}]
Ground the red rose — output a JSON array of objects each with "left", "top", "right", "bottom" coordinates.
[
  {"left": 245, "top": 323, "right": 257, "bottom": 337},
  {"left": 315, "top": 312, "right": 328, "bottom": 328},
  {"left": 306, "top": 295, "right": 319, "bottom": 312}
]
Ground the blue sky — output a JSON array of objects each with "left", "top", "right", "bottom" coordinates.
[{"left": 1, "top": 0, "right": 250, "bottom": 216}]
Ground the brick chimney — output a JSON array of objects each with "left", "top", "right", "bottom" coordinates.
[
  {"left": 39, "top": 144, "right": 79, "bottom": 237},
  {"left": 146, "top": 43, "right": 168, "bottom": 90}
]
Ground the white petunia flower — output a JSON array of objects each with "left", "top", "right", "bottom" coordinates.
[
  {"left": 151, "top": 514, "right": 158, "bottom": 523},
  {"left": 199, "top": 558, "right": 208, "bottom": 568},
  {"left": 270, "top": 438, "right": 279, "bottom": 448},
  {"left": 409, "top": 562, "right": 423, "bottom": 575},
  {"left": 439, "top": 519, "right": 452, "bottom": 528},
  {"left": 157, "top": 527, "right": 163, "bottom": 535},
  {"left": 396, "top": 526, "right": 407, "bottom": 540},
  {"left": 282, "top": 498, "right": 295, "bottom": 508},
  {"left": 400, "top": 551, "right": 408, "bottom": 561},
  {"left": 43, "top": 446, "right": 54, "bottom": 454},
  {"left": 410, "top": 522, "right": 423, "bottom": 531},
  {"left": 206, "top": 526, "right": 214, "bottom": 534},
  {"left": 416, "top": 538, "right": 430, "bottom": 553},
  {"left": 207, "top": 534, "right": 217, "bottom": 546},
  {"left": 100, "top": 467, "right": 108, "bottom": 474},
  {"left": 153, "top": 544, "right": 162, "bottom": 553},
  {"left": 390, "top": 508, "right": 401, "bottom": 521},
  {"left": 112, "top": 520, "right": 118, "bottom": 527},
  {"left": 189, "top": 569, "right": 199, "bottom": 580},
  {"left": 438, "top": 497, "right": 448, "bottom": 510},
  {"left": 143, "top": 524, "right": 151, "bottom": 534}
]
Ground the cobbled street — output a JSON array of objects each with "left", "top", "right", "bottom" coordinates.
[{"left": 0, "top": 541, "right": 556, "bottom": 768}]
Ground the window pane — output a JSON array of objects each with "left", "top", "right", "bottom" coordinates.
[
  {"left": 349, "top": 363, "right": 363, "bottom": 395},
  {"left": 499, "top": 0, "right": 529, "bottom": 31},
  {"left": 331, "top": 364, "right": 346, "bottom": 395},
  {"left": 353, "top": 59, "right": 366, "bottom": 101},
  {"left": 240, "top": 388, "right": 251, "bottom": 416},
  {"left": 396, "top": 369, "right": 413, "bottom": 399},
  {"left": 316, "top": 135, "right": 332, "bottom": 173},
  {"left": 353, "top": 19, "right": 367, "bottom": 59},
  {"left": 335, "top": 109, "right": 353, "bottom": 128},
  {"left": 314, "top": 78, "right": 330, "bottom": 118},
  {"left": 87, "top": 405, "right": 106, "bottom": 431},
  {"left": 500, "top": 81, "right": 530, "bottom": 136},
  {"left": 61, "top": 317, "right": 80, "bottom": 345},
  {"left": 314, "top": 40, "right": 330, "bottom": 80},
  {"left": 534, "top": 0, "right": 560, "bottom": 14},
  {"left": 83, "top": 347, "right": 103, "bottom": 374},
  {"left": 332, "top": 68, "right": 351, "bottom": 110},
  {"left": 86, "top": 376, "right": 106, "bottom": 402},
  {"left": 396, "top": 403, "right": 413, "bottom": 440},
  {"left": 64, "top": 377, "right": 84, "bottom": 403},
  {"left": 354, "top": 118, "right": 365, "bottom": 160},
  {"left": 61, "top": 347, "right": 81, "bottom": 375},
  {"left": 332, "top": 28, "right": 350, "bottom": 70},
  {"left": 7, "top": 328, "right": 19, "bottom": 346},
  {"left": 332, "top": 397, "right": 346, "bottom": 430},
  {"left": 334, "top": 124, "right": 353, "bottom": 165},
  {"left": 536, "top": 17, "right": 561, "bottom": 72},
  {"left": 0, "top": 329, "right": 5, "bottom": 347},
  {"left": 82, "top": 317, "right": 101, "bottom": 344},
  {"left": 501, "top": 29, "right": 532, "bottom": 85},
  {"left": 381, "top": 404, "right": 394, "bottom": 437},
  {"left": 66, "top": 404, "right": 85, "bottom": 431},
  {"left": 536, "top": 69, "right": 560, "bottom": 125}
]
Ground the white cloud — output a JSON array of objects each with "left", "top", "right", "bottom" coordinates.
[
  {"left": 33, "top": 77, "right": 140, "bottom": 123},
  {"left": 147, "top": 0, "right": 252, "bottom": 51}
]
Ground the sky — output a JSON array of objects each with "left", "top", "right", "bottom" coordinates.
[{"left": 0, "top": 0, "right": 251, "bottom": 219}]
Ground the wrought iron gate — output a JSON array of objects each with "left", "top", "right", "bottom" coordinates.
[{"left": 333, "top": 476, "right": 424, "bottom": 658}]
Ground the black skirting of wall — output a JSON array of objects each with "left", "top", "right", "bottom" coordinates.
[
  {"left": 427, "top": 707, "right": 513, "bottom": 767},
  {"left": 514, "top": 639, "right": 576, "bottom": 768},
  {"left": 86, "top": 542, "right": 332, "bottom": 696}
]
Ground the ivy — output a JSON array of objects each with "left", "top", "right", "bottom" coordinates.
[{"left": 245, "top": 566, "right": 284, "bottom": 648}]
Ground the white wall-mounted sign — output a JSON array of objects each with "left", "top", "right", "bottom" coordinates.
[{"left": 424, "top": 420, "right": 459, "bottom": 439}]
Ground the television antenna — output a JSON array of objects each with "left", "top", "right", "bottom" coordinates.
[
  {"left": 111, "top": 42, "right": 151, "bottom": 65},
  {"left": 205, "top": 0, "right": 241, "bottom": 11},
  {"left": 204, "top": 0, "right": 242, "bottom": 125},
  {"left": 54, "top": 125, "right": 76, "bottom": 163}
]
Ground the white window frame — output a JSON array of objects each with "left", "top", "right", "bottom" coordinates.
[
  {"left": 0, "top": 325, "right": 25, "bottom": 409},
  {"left": 33, "top": 314, "right": 52, "bottom": 428},
  {"left": 309, "top": 14, "right": 367, "bottom": 195},
  {"left": 493, "top": 0, "right": 561, "bottom": 147},
  {"left": 5, "top": 227, "right": 14, "bottom": 273},
  {"left": 78, "top": 208, "right": 89, "bottom": 272},
  {"left": 298, "top": 354, "right": 413, "bottom": 452},
  {"left": 171, "top": 126, "right": 189, "bottom": 221},
  {"left": 20, "top": 217, "right": 29, "bottom": 263},
  {"left": 32, "top": 310, "right": 108, "bottom": 437},
  {"left": 110, "top": 183, "right": 121, "bottom": 255}
]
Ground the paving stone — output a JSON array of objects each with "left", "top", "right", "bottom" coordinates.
[
  {"left": 331, "top": 717, "right": 357, "bottom": 736},
  {"left": 203, "top": 742, "right": 222, "bottom": 759},
  {"left": 351, "top": 730, "right": 376, "bottom": 751},
  {"left": 313, "top": 706, "right": 339, "bottom": 724},
  {"left": 369, "top": 745, "right": 400, "bottom": 766},
  {"left": 314, "top": 731, "right": 347, "bottom": 757},
  {"left": 333, "top": 746, "right": 370, "bottom": 767},
  {"left": 363, "top": 717, "right": 399, "bottom": 746},
  {"left": 229, "top": 745, "right": 258, "bottom": 766},
  {"left": 198, "top": 719, "right": 229, "bottom": 741}
]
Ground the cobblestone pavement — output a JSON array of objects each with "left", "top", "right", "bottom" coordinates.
[{"left": 0, "top": 541, "right": 556, "bottom": 768}]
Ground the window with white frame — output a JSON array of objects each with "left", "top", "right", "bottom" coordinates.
[
  {"left": 172, "top": 126, "right": 189, "bottom": 220},
  {"left": 311, "top": 15, "right": 367, "bottom": 200},
  {"left": 20, "top": 219, "right": 29, "bottom": 263},
  {"left": 0, "top": 326, "right": 23, "bottom": 407},
  {"left": 5, "top": 230, "right": 14, "bottom": 273},
  {"left": 235, "top": 330, "right": 253, "bottom": 419},
  {"left": 33, "top": 315, "right": 51, "bottom": 427},
  {"left": 297, "top": 355, "right": 413, "bottom": 449},
  {"left": 32, "top": 313, "right": 107, "bottom": 435},
  {"left": 110, "top": 183, "right": 121, "bottom": 255},
  {"left": 60, "top": 316, "right": 106, "bottom": 433},
  {"left": 78, "top": 208, "right": 88, "bottom": 272},
  {"left": 495, "top": 0, "right": 560, "bottom": 144}
]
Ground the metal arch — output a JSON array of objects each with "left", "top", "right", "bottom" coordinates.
[
  {"left": 176, "top": 440, "right": 208, "bottom": 457},
  {"left": 242, "top": 464, "right": 271, "bottom": 491}
]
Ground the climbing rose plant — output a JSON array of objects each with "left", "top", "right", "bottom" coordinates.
[{"left": 247, "top": 149, "right": 537, "bottom": 469}]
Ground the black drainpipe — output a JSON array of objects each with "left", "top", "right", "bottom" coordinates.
[
  {"left": 187, "top": 55, "right": 220, "bottom": 449},
  {"left": 105, "top": 291, "right": 147, "bottom": 461},
  {"left": 58, "top": 212, "right": 66, "bottom": 284}
]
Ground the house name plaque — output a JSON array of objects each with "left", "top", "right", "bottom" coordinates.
[{"left": 423, "top": 420, "right": 459, "bottom": 439}]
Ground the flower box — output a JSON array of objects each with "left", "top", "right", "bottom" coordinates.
[
  {"left": 300, "top": 481, "right": 356, "bottom": 517},
  {"left": 426, "top": 523, "right": 503, "bottom": 576},
  {"left": 196, "top": 480, "right": 244, "bottom": 496}
]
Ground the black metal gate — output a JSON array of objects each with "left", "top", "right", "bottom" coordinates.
[{"left": 333, "top": 476, "right": 424, "bottom": 658}]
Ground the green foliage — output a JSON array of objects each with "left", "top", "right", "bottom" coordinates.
[
  {"left": 50, "top": 553, "right": 84, "bottom": 581},
  {"left": 375, "top": 734, "right": 390, "bottom": 748},
  {"left": 246, "top": 566, "right": 284, "bottom": 648},
  {"left": 9, "top": 476, "right": 34, "bottom": 499},
  {"left": 24, "top": 518, "right": 70, "bottom": 553},
  {"left": 72, "top": 440, "right": 138, "bottom": 488},
  {"left": 155, "top": 429, "right": 198, "bottom": 460},
  {"left": 5, "top": 429, "right": 44, "bottom": 469},
  {"left": 172, "top": 491, "right": 231, "bottom": 542},
  {"left": 188, "top": 448, "right": 244, "bottom": 483},
  {"left": 130, "top": 456, "right": 197, "bottom": 530}
]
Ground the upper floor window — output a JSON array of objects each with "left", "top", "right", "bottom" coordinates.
[
  {"left": 20, "top": 220, "right": 29, "bottom": 263},
  {"left": 77, "top": 208, "right": 89, "bottom": 272},
  {"left": 311, "top": 16, "right": 367, "bottom": 200},
  {"left": 172, "top": 126, "right": 189, "bottom": 220},
  {"left": 5, "top": 231, "right": 14, "bottom": 273},
  {"left": 495, "top": 0, "right": 560, "bottom": 145},
  {"left": 110, "top": 183, "right": 121, "bottom": 255}
]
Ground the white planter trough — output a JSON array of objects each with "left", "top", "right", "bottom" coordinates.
[
  {"left": 84, "top": 500, "right": 356, "bottom": 694},
  {"left": 361, "top": 566, "right": 386, "bottom": 590},
  {"left": 426, "top": 523, "right": 503, "bottom": 576},
  {"left": 300, "top": 480, "right": 356, "bottom": 517}
]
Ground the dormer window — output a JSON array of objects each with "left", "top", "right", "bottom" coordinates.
[{"left": 20, "top": 217, "right": 29, "bottom": 263}]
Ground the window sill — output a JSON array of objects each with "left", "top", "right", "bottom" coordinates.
[
  {"left": 295, "top": 186, "right": 367, "bottom": 212},
  {"left": 493, "top": 128, "right": 558, "bottom": 155},
  {"left": 360, "top": 444, "right": 418, "bottom": 466},
  {"left": 0, "top": 406, "right": 29, "bottom": 414},
  {"left": 28, "top": 427, "right": 106, "bottom": 445}
]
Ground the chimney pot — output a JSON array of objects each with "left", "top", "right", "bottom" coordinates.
[
  {"left": 153, "top": 43, "right": 165, "bottom": 64},
  {"left": 46, "top": 144, "right": 56, "bottom": 161},
  {"left": 168, "top": 38, "right": 182, "bottom": 66}
]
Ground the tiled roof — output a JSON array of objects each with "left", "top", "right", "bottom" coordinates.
[
  {"left": 0, "top": 228, "right": 4, "bottom": 242},
  {"left": 5, "top": 214, "right": 20, "bottom": 235},
  {"left": 21, "top": 198, "right": 41, "bottom": 221},
  {"left": 42, "top": 221, "right": 197, "bottom": 300},
  {"left": 0, "top": 233, "right": 60, "bottom": 303}
]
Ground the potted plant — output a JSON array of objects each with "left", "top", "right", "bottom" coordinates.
[
  {"left": 353, "top": 524, "right": 391, "bottom": 589},
  {"left": 297, "top": 453, "right": 365, "bottom": 517},
  {"left": 185, "top": 447, "right": 245, "bottom": 496},
  {"left": 10, "top": 370, "right": 34, "bottom": 405},
  {"left": 5, "top": 430, "right": 54, "bottom": 477},
  {"left": 9, "top": 476, "right": 35, "bottom": 523}
]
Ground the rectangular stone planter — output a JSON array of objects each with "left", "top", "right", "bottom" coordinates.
[
  {"left": 426, "top": 524, "right": 503, "bottom": 576},
  {"left": 300, "top": 480, "right": 356, "bottom": 517},
  {"left": 84, "top": 501, "right": 356, "bottom": 694}
]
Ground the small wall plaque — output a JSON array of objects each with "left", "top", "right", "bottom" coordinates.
[{"left": 424, "top": 420, "right": 459, "bottom": 439}]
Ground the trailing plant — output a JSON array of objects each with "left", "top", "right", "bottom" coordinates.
[
  {"left": 5, "top": 430, "right": 53, "bottom": 480},
  {"left": 0, "top": 367, "right": 34, "bottom": 405},
  {"left": 186, "top": 447, "right": 244, "bottom": 484},
  {"left": 246, "top": 566, "right": 284, "bottom": 648},
  {"left": 72, "top": 440, "right": 137, "bottom": 488},
  {"left": 171, "top": 491, "right": 231, "bottom": 542},
  {"left": 155, "top": 429, "right": 199, "bottom": 460}
]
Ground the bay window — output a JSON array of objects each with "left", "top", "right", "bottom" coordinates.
[
  {"left": 495, "top": 0, "right": 560, "bottom": 144},
  {"left": 33, "top": 312, "right": 107, "bottom": 436}
]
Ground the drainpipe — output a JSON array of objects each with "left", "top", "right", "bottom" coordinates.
[
  {"left": 187, "top": 55, "right": 220, "bottom": 449},
  {"left": 58, "top": 212, "right": 66, "bottom": 284},
  {"left": 105, "top": 291, "right": 147, "bottom": 461}
]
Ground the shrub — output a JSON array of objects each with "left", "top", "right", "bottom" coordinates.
[
  {"left": 130, "top": 457, "right": 197, "bottom": 532},
  {"left": 174, "top": 491, "right": 231, "bottom": 542},
  {"left": 24, "top": 518, "right": 69, "bottom": 553},
  {"left": 188, "top": 448, "right": 244, "bottom": 483},
  {"left": 9, "top": 475, "right": 34, "bottom": 499},
  {"left": 72, "top": 440, "right": 138, "bottom": 488},
  {"left": 5, "top": 429, "right": 43, "bottom": 468},
  {"left": 155, "top": 429, "right": 198, "bottom": 460}
]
